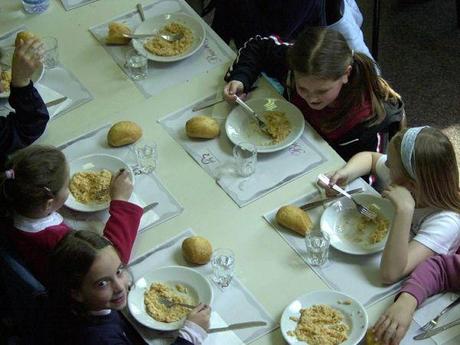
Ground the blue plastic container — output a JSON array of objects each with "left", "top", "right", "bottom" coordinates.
[{"left": 22, "top": 0, "right": 49, "bottom": 14}]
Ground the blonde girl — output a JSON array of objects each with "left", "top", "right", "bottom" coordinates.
[
  {"left": 48, "top": 230, "right": 211, "bottom": 345},
  {"left": 223, "top": 27, "right": 405, "bottom": 161},
  {"left": 323, "top": 127, "right": 460, "bottom": 283},
  {"left": 1, "top": 145, "right": 143, "bottom": 282}
]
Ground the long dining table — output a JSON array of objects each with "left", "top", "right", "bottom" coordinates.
[{"left": 0, "top": 1, "right": 406, "bottom": 344}]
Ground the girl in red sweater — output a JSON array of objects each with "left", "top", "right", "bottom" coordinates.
[{"left": 0, "top": 145, "right": 143, "bottom": 282}]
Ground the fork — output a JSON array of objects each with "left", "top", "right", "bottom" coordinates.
[
  {"left": 122, "top": 32, "right": 184, "bottom": 42},
  {"left": 420, "top": 296, "right": 460, "bottom": 331},
  {"left": 234, "top": 96, "right": 270, "bottom": 135},
  {"left": 158, "top": 296, "right": 196, "bottom": 309},
  {"left": 317, "top": 174, "right": 377, "bottom": 220}
]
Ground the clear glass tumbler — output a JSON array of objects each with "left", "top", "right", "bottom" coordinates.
[
  {"left": 41, "top": 36, "right": 58, "bottom": 69},
  {"left": 305, "top": 231, "right": 330, "bottom": 266},
  {"left": 133, "top": 142, "right": 157, "bottom": 174},
  {"left": 233, "top": 142, "right": 257, "bottom": 177},
  {"left": 125, "top": 49, "right": 148, "bottom": 80},
  {"left": 211, "top": 248, "right": 235, "bottom": 288}
]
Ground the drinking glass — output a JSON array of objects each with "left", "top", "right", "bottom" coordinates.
[
  {"left": 125, "top": 49, "right": 148, "bottom": 80},
  {"left": 41, "top": 36, "right": 58, "bottom": 68},
  {"left": 305, "top": 231, "right": 330, "bottom": 266},
  {"left": 133, "top": 142, "right": 157, "bottom": 174},
  {"left": 211, "top": 248, "right": 235, "bottom": 288},
  {"left": 233, "top": 142, "right": 257, "bottom": 177}
]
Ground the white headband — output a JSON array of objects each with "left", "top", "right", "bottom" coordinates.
[{"left": 400, "top": 126, "right": 428, "bottom": 179}]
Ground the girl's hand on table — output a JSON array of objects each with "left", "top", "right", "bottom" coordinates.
[
  {"left": 223, "top": 80, "right": 246, "bottom": 102},
  {"left": 373, "top": 292, "right": 417, "bottom": 345},
  {"left": 110, "top": 169, "right": 134, "bottom": 202},
  {"left": 382, "top": 184, "right": 415, "bottom": 213},
  {"left": 11, "top": 38, "right": 44, "bottom": 87},
  {"left": 187, "top": 303, "right": 211, "bottom": 332}
]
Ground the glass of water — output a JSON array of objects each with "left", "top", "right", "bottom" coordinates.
[
  {"left": 133, "top": 142, "right": 157, "bottom": 174},
  {"left": 125, "top": 49, "right": 148, "bottom": 80},
  {"left": 41, "top": 36, "right": 58, "bottom": 69},
  {"left": 211, "top": 248, "right": 235, "bottom": 288},
  {"left": 305, "top": 231, "right": 330, "bottom": 267},
  {"left": 233, "top": 142, "right": 257, "bottom": 177}
]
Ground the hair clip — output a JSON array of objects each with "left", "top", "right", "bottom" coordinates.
[{"left": 4, "top": 169, "right": 15, "bottom": 180}]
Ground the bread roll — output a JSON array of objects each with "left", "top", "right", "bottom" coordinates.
[
  {"left": 106, "top": 22, "right": 132, "bottom": 45},
  {"left": 185, "top": 116, "right": 220, "bottom": 139},
  {"left": 182, "top": 236, "right": 212, "bottom": 265},
  {"left": 107, "top": 121, "right": 142, "bottom": 147},
  {"left": 276, "top": 205, "right": 312, "bottom": 235},
  {"left": 15, "top": 31, "right": 36, "bottom": 47}
]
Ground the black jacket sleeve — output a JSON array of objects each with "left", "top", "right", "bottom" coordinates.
[
  {"left": 0, "top": 81, "right": 49, "bottom": 165},
  {"left": 224, "top": 35, "right": 291, "bottom": 93}
]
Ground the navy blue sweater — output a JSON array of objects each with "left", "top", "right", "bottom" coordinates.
[{"left": 0, "top": 81, "right": 49, "bottom": 167}]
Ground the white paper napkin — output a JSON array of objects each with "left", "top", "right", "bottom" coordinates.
[{"left": 35, "top": 84, "right": 72, "bottom": 118}]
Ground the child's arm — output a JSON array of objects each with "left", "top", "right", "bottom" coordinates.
[
  {"left": 373, "top": 254, "right": 460, "bottom": 344},
  {"left": 176, "top": 304, "right": 211, "bottom": 345},
  {"left": 380, "top": 185, "right": 435, "bottom": 283}
]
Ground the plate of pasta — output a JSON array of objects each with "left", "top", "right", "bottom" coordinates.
[
  {"left": 132, "top": 13, "right": 206, "bottom": 62},
  {"left": 225, "top": 98, "right": 305, "bottom": 153},
  {"left": 65, "top": 154, "right": 134, "bottom": 212},
  {"left": 320, "top": 193, "right": 395, "bottom": 255}
]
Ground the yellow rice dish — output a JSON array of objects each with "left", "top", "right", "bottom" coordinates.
[
  {"left": 69, "top": 169, "right": 112, "bottom": 204},
  {"left": 0, "top": 70, "right": 12, "bottom": 93},
  {"left": 356, "top": 204, "right": 389, "bottom": 244},
  {"left": 144, "top": 22, "right": 194, "bottom": 56},
  {"left": 144, "top": 282, "right": 193, "bottom": 323},
  {"left": 263, "top": 111, "right": 291, "bottom": 143},
  {"left": 289, "top": 304, "right": 349, "bottom": 345}
]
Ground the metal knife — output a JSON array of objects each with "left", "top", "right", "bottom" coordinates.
[
  {"left": 208, "top": 321, "right": 267, "bottom": 334},
  {"left": 414, "top": 317, "right": 460, "bottom": 340},
  {"left": 299, "top": 187, "right": 365, "bottom": 211},
  {"left": 45, "top": 96, "right": 68, "bottom": 107},
  {"left": 142, "top": 202, "right": 158, "bottom": 214},
  {"left": 192, "top": 98, "right": 225, "bottom": 112}
]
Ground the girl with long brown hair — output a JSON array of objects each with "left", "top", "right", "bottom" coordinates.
[{"left": 223, "top": 27, "right": 405, "bottom": 161}]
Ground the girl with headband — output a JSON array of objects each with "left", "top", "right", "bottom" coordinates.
[{"left": 321, "top": 126, "right": 460, "bottom": 284}]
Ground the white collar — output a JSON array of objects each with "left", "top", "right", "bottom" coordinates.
[
  {"left": 89, "top": 309, "right": 112, "bottom": 316},
  {"left": 14, "top": 212, "right": 64, "bottom": 233}
]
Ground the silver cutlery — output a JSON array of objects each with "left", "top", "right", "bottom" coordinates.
[
  {"left": 158, "top": 296, "right": 195, "bottom": 309},
  {"left": 414, "top": 317, "right": 460, "bottom": 340},
  {"left": 318, "top": 174, "right": 376, "bottom": 220},
  {"left": 192, "top": 98, "right": 225, "bottom": 112},
  {"left": 234, "top": 95, "right": 269, "bottom": 134},
  {"left": 208, "top": 321, "right": 267, "bottom": 334},
  {"left": 136, "top": 3, "right": 145, "bottom": 22},
  {"left": 122, "top": 32, "right": 184, "bottom": 42},
  {"left": 300, "top": 187, "right": 365, "bottom": 211},
  {"left": 420, "top": 296, "right": 460, "bottom": 331},
  {"left": 142, "top": 202, "right": 159, "bottom": 214},
  {"left": 45, "top": 96, "right": 68, "bottom": 107}
]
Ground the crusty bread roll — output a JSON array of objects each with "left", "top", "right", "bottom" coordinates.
[
  {"left": 106, "top": 22, "right": 132, "bottom": 45},
  {"left": 15, "top": 31, "right": 36, "bottom": 47},
  {"left": 276, "top": 205, "right": 312, "bottom": 235},
  {"left": 107, "top": 121, "right": 142, "bottom": 147},
  {"left": 185, "top": 116, "right": 220, "bottom": 139},
  {"left": 182, "top": 236, "right": 212, "bottom": 265}
]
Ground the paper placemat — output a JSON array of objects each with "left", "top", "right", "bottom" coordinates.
[
  {"left": 125, "top": 228, "right": 278, "bottom": 344},
  {"left": 57, "top": 124, "right": 183, "bottom": 234},
  {"left": 88, "top": 0, "right": 235, "bottom": 98},
  {"left": 159, "top": 93, "right": 328, "bottom": 207},
  {"left": 264, "top": 178, "right": 402, "bottom": 307},
  {"left": 0, "top": 25, "right": 93, "bottom": 120},
  {"left": 60, "top": 0, "right": 99, "bottom": 11}
]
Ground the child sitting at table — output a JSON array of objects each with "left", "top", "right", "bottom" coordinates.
[
  {"left": 320, "top": 127, "right": 460, "bottom": 284},
  {"left": 0, "top": 145, "right": 143, "bottom": 282},
  {"left": 47, "top": 230, "right": 211, "bottom": 345},
  {"left": 0, "top": 36, "right": 49, "bottom": 168},
  {"left": 372, "top": 253, "right": 460, "bottom": 345},
  {"left": 223, "top": 27, "right": 405, "bottom": 161}
]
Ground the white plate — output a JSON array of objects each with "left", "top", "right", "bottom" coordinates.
[
  {"left": 65, "top": 153, "right": 134, "bottom": 212},
  {"left": 132, "top": 13, "right": 206, "bottom": 62},
  {"left": 225, "top": 98, "right": 305, "bottom": 153},
  {"left": 321, "top": 193, "right": 395, "bottom": 255},
  {"left": 128, "top": 266, "right": 213, "bottom": 331},
  {"left": 281, "top": 290, "right": 368, "bottom": 345}
]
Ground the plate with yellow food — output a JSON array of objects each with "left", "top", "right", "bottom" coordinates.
[
  {"left": 320, "top": 193, "right": 395, "bottom": 255},
  {"left": 225, "top": 98, "right": 305, "bottom": 153},
  {"left": 131, "top": 13, "right": 206, "bottom": 62},
  {"left": 281, "top": 290, "right": 368, "bottom": 345},
  {"left": 128, "top": 266, "right": 213, "bottom": 331},
  {"left": 65, "top": 153, "right": 134, "bottom": 212}
]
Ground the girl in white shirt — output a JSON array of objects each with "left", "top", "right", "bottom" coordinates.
[{"left": 321, "top": 126, "right": 460, "bottom": 284}]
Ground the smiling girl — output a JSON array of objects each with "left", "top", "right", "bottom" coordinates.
[{"left": 223, "top": 27, "right": 404, "bottom": 161}]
